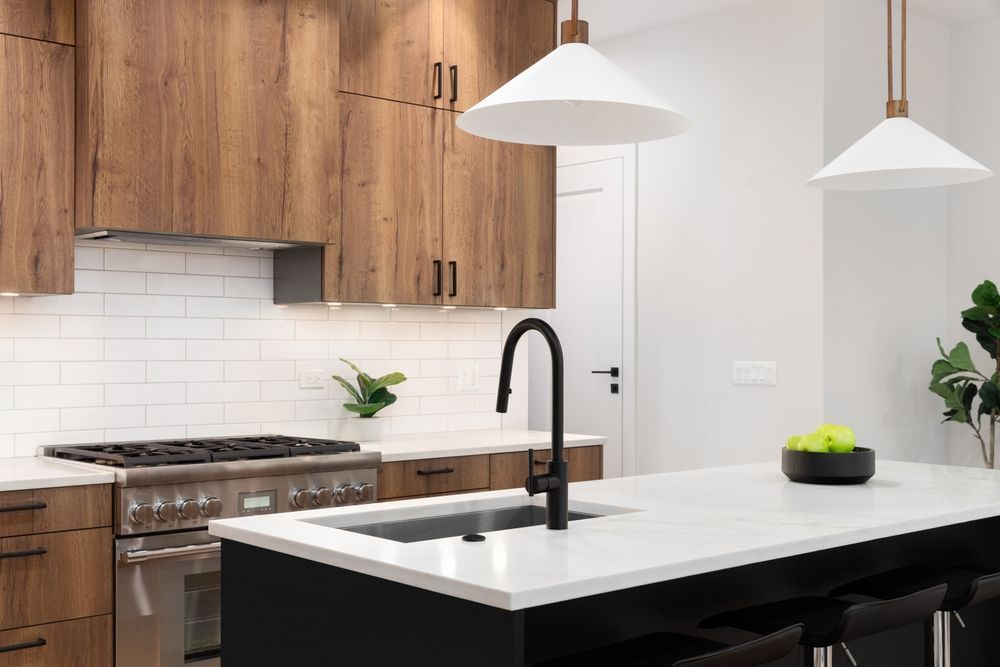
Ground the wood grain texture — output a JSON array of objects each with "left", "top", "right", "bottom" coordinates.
[
  {"left": 0, "top": 485, "right": 111, "bottom": 538},
  {"left": 330, "top": 93, "right": 443, "bottom": 304},
  {"left": 0, "top": 34, "right": 73, "bottom": 295},
  {"left": 76, "top": 0, "right": 339, "bottom": 244},
  {"left": 567, "top": 445, "right": 603, "bottom": 482},
  {"left": 0, "top": 528, "right": 112, "bottom": 630},
  {"left": 489, "top": 449, "right": 551, "bottom": 491},
  {"left": 443, "top": 0, "right": 554, "bottom": 112},
  {"left": 0, "top": 615, "right": 112, "bottom": 667},
  {"left": 0, "top": 0, "right": 74, "bottom": 44},
  {"left": 443, "top": 113, "right": 555, "bottom": 308},
  {"left": 378, "top": 455, "right": 489, "bottom": 500},
  {"left": 339, "top": 0, "right": 443, "bottom": 108}
]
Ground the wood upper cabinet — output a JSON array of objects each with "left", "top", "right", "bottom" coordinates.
[
  {"left": 76, "top": 0, "right": 339, "bottom": 244},
  {"left": 0, "top": 32, "right": 74, "bottom": 295},
  {"left": 339, "top": 0, "right": 443, "bottom": 108},
  {"left": 331, "top": 93, "right": 443, "bottom": 304},
  {"left": 0, "top": 0, "right": 74, "bottom": 44},
  {"left": 443, "top": 115, "right": 555, "bottom": 308},
  {"left": 443, "top": 0, "right": 555, "bottom": 112}
]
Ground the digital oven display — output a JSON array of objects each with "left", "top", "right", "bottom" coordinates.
[{"left": 237, "top": 490, "right": 277, "bottom": 516}]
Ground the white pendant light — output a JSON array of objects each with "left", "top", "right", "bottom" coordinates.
[
  {"left": 456, "top": 0, "right": 690, "bottom": 146},
  {"left": 809, "top": 0, "right": 991, "bottom": 190}
]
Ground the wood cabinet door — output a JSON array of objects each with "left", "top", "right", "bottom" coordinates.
[
  {"left": 339, "top": 0, "right": 444, "bottom": 108},
  {"left": 0, "top": 528, "right": 112, "bottom": 630},
  {"left": 0, "top": 485, "right": 111, "bottom": 538},
  {"left": 0, "top": 34, "right": 73, "bottom": 295},
  {"left": 442, "top": 0, "right": 554, "bottom": 113},
  {"left": 378, "top": 455, "right": 490, "bottom": 500},
  {"left": 330, "top": 93, "right": 443, "bottom": 304},
  {"left": 489, "top": 449, "right": 551, "bottom": 491},
  {"left": 0, "top": 0, "right": 74, "bottom": 44},
  {"left": 442, "top": 114, "right": 555, "bottom": 308},
  {"left": 0, "top": 615, "right": 112, "bottom": 667},
  {"left": 567, "top": 445, "right": 603, "bottom": 482},
  {"left": 77, "top": 0, "right": 339, "bottom": 244}
]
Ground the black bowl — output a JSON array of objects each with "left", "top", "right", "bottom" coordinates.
[{"left": 781, "top": 446, "right": 875, "bottom": 485}]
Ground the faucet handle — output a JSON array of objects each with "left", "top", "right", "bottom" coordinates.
[{"left": 525, "top": 448, "right": 536, "bottom": 497}]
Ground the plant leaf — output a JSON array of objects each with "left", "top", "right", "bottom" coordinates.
[
  {"left": 972, "top": 280, "right": 1000, "bottom": 308},
  {"left": 948, "top": 342, "right": 977, "bottom": 372},
  {"left": 366, "top": 372, "right": 407, "bottom": 396},
  {"left": 963, "top": 382, "right": 979, "bottom": 413},
  {"left": 936, "top": 337, "right": 948, "bottom": 358},
  {"left": 369, "top": 386, "right": 397, "bottom": 408},
  {"left": 331, "top": 375, "right": 363, "bottom": 403},
  {"left": 343, "top": 402, "right": 385, "bottom": 416}
]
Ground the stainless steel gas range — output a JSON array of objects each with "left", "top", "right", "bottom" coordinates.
[{"left": 45, "top": 435, "right": 380, "bottom": 667}]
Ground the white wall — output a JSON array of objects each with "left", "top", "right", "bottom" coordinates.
[
  {"left": 822, "top": 0, "right": 953, "bottom": 463},
  {"left": 595, "top": 0, "right": 826, "bottom": 472},
  {"left": 0, "top": 242, "right": 519, "bottom": 457},
  {"left": 947, "top": 18, "right": 1000, "bottom": 466}
]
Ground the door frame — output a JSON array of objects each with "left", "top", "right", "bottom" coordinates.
[{"left": 555, "top": 144, "right": 638, "bottom": 477}]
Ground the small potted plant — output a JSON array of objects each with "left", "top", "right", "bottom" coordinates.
[
  {"left": 332, "top": 358, "right": 406, "bottom": 442},
  {"left": 929, "top": 280, "right": 1000, "bottom": 468}
]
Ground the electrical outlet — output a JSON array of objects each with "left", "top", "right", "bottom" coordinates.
[
  {"left": 299, "top": 370, "right": 327, "bottom": 390},
  {"left": 458, "top": 363, "right": 479, "bottom": 392},
  {"left": 732, "top": 361, "right": 777, "bottom": 386}
]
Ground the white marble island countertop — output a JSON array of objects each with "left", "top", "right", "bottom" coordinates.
[
  {"left": 358, "top": 428, "right": 605, "bottom": 462},
  {"left": 209, "top": 460, "right": 1000, "bottom": 611}
]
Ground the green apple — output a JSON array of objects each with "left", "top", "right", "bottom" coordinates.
[
  {"left": 786, "top": 435, "right": 802, "bottom": 451},
  {"left": 827, "top": 425, "right": 856, "bottom": 453},
  {"left": 799, "top": 432, "right": 830, "bottom": 453}
]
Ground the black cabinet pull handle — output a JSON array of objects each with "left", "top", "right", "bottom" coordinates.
[
  {"left": 433, "top": 260, "right": 442, "bottom": 297},
  {"left": 0, "top": 638, "right": 46, "bottom": 654},
  {"left": 448, "top": 261, "right": 457, "bottom": 297},
  {"left": 449, "top": 64, "right": 458, "bottom": 103},
  {"left": 591, "top": 367, "right": 620, "bottom": 378},
  {"left": 433, "top": 62, "right": 443, "bottom": 99},
  {"left": 416, "top": 467, "right": 454, "bottom": 476},
  {"left": 0, "top": 501, "right": 46, "bottom": 513},
  {"left": 0, "top": 548, "right": 47, "bottom": 560}
]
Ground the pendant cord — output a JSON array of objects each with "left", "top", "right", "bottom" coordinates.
[
  {"left": 901, "top": 0, "right": 907, "bottom": 104},
  {"left": 887, "top": 0, "right": 893, "bottom": 102},
  {"left": 571, "top": 0, "right": 579, "bottom": 37}
]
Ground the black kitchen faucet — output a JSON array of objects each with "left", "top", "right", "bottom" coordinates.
[{"left": 496, "top": 318, "right": 568, "bottom": 530}]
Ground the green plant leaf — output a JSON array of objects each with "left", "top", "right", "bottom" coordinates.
[
  {"left": 979, "top": 381, "right": 1000, "bottom": 413},
  {"left": 366, "top": 372, "right": 407, "bottom": 396},
  {"left": 331, "top": 375, "right": 363, "bottom": 403},
  {"left": 947, "top": 342, "right": 977, "bottom": 373},
  {"left": 972, "top": 280, "right": 1000, "bottom": 308},
  {"left": 369, "top": 386, "right": 397, "bottom": 408},
  {"left": 963, "top": 382, "right": 979, "bottom": 413},
  {"left": 343, "top": 402, "right": 386, "bottom": 417}
]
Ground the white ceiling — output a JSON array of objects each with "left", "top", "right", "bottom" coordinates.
[{"left": 557, "top": 0, "right": 1000, "bottom": 42}]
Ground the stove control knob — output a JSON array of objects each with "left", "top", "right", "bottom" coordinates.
[
  {"left": 354, "top": 482, "right": 374, "bottom": 503},
  {"left": 291, "top": 488, "right": 312, "bottom": 509},
  {"left": 200, "top": 497, "right": 223, "bottom": 518},
  {"left": 334, "top": 484, "right": 353, "bottom": 504},
  {"left": 155, "top": 501, "right": 178, "bottom": 523},
  {"left": 129, "top": 503, "right": 153, "bottom": 525},
  {"left": 312, "top": 487, "right": 333, "bottom": 507},
  {"left": 178, "top": 499, "right": 200, "bottom": 521}
]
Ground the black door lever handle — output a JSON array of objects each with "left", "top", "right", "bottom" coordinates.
[{"left": 591, "top": 367, "right": 619, "bottom": 378}]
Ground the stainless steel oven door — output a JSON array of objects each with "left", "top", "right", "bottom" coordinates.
[{"left": 116, "top": 530, "right": 221, "bottom": 667}]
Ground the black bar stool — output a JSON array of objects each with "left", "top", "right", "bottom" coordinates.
[
  {"left": 532, "top": 624, "right": 802, "bottom": 667},
  {"left": 700, "top": 585, "right": 946, "bottom": 666},
  {"left": 829, "top": 564, "right": 1000, "bottom": 667}
]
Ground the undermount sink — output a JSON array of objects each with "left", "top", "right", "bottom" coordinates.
[{"left": 304, "top": 505, "right": 603, "bottom": 543}]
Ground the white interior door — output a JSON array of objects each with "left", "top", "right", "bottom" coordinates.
[{"left": 529, "top": 145, "right": 636, "bottom": 478}]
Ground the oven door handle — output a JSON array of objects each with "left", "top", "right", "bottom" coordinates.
[{"left": 120, "top": 541, "right": 222, "bottom": 565}]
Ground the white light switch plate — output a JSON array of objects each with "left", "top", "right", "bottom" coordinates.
[
  {"left": 299, "top": 370, "right": 327, "bottom": 389},
  {"left": 732, "top": 361, "right": 777, "bottom": 386},
  {"left": 458, "top": 363, "right": 479, "bottom": 392}
]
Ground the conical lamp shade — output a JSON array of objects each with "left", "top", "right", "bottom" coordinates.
[
  {"left": 456, "top": 42, "right": 691, "bottom": 146},
  {"left": 809, "top": 117, "right": 992, "bottom": 190}
]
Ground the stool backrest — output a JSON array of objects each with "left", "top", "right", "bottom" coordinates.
[
  {"left": 837, "top": 585, "right": 946, "bottom": 643},
  {"left": 674, "top": 625, "right": 802, "bottom": 667},
  {"left": 965, "top": 571, "right": 1000, "bottom": 608}
]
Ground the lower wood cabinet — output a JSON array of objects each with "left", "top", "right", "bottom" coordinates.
[
  {"left": 0, "top": 615, "right": 112, "bottom": 667},
  {"left": 378, "top": 446, "right": 604, "bottom": 500},
  {"left": 0, "top": 485, "right": 111, "bottom": 538}
]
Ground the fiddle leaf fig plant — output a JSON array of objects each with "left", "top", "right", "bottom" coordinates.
[
  {"left": 332, "top": 358, "right": 406, "bottom": 418},
  {"left": 929, "top": 280, "right": 1000, "bottom": 468}
]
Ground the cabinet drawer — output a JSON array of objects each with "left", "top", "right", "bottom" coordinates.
[
  {"left": 378, "top": 456, "right": 490, "bottom": 500},
  {"left": 490, "top": 449, "right": 552, "bottom": 491},
  {"left": 567, "top": 446, "right": 603, "bottom": 482},
  {"left": 0, "top": 615, "right": 111, "bottom": 667},
  {"left": 0, "top": 485, "right": 111, "bottom": 538},
  {"left": 0, "top": 528, "right": 112, "bottom": 630}
]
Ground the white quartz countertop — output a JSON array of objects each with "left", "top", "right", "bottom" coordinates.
[
  {"left": 359, "top": 429, "right": 605, "bottom": 462},
  {"left": 0, "top": 457, "right": 115, "bottom": 492},
  {"left": 209, "top": 460, "right": 1000, "bottom": 611}
]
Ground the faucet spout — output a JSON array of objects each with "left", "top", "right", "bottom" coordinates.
[{"left": 496, "top": 318, "right": 567, "bottom": 530}]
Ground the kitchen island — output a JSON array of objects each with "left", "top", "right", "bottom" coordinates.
[{"left": 211, "top": 461, "right": 1000, "bottom": 665}]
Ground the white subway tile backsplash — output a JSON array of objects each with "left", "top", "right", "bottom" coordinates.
[
  {"left": 0, "top": 246, "right": 507, "bottom": 452},
  {"left": 105, "top": 248, "right": 186, "bottom": 274},
  {"left": 106, "top": 383, "right": 186, "bottom": 406}
]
